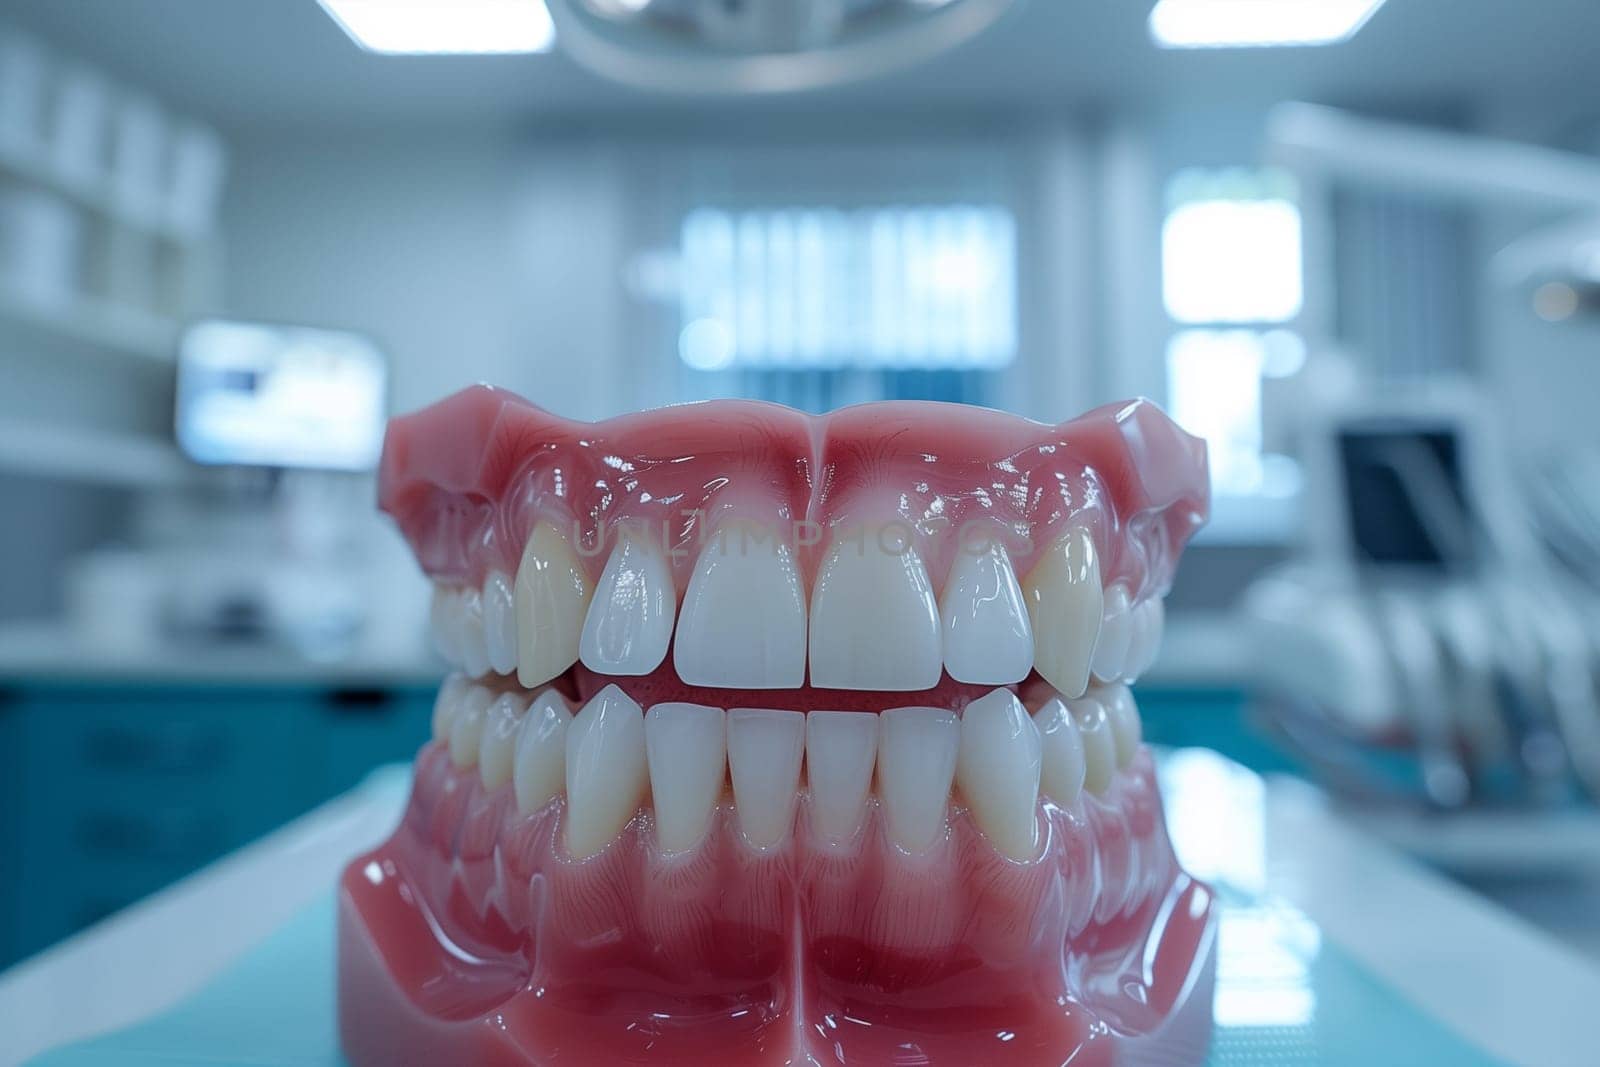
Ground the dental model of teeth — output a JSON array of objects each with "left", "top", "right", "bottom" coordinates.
[{"left": 339, "top": 386, "right": 1217, "bottom": 1067}]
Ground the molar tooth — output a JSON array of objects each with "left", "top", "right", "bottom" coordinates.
[
  {"left": 449, "top": 684, "right": 495, "bottom": 769},
  {"left": 645, "top": 703, "right": 726, "bottom": 852},
  {"left": 805, "top": 710, "right": 879, "bottom": 845},
  {"left": 1102, "top": 683, "right": 1142, "bottom": 769},
  {"left": 515, "top": 521, "right": 594, "bottom": 689},
  {"left": 430, "top": 585, "right": 462, "bottom": 665},
  {"left": 1021, "top": 528, "right": 1103, "bottom": 698},
  {"left": 479, "top": 691, "right": 528, "bottom": 790},
  {"left": 1091, "top": 583, "right": 1133, "bottom": 683},
  {"left": 1033, "top": 696, "right": 1087, "bottom": 806},
  {"left": 956, "top": 689, "right": 1042, "bottom": 861},
  {"left": 727, "top": 708, "right": 805, "bottom": 848},
  {"left": 482, "top": 570, "right": 518, "bottom": 676},
  {"left": 809, "top": 533, "right": 942, "bottom": 691},
  {"left": 877, "top": 706, "right": 960, "bottom": 853},
  {"left": 455, "top": 585, "right": 491, "bottom": 678},
  {"left": 674, "top": 524, "right": 807, "bottom": 689},
  {"left": 513, "top": 689, "right": 572, "bottom": 815},
  {"left": 581, "top": 533, "right": 676, "bottom": 677},
  {"left": 1068, "top": 695, "right": 1117, "bottom": 796},
  {"left": 939, "top": 539, "right": 1034, "bottom": 686},
  {"left": 431, "top": 672, "right": 468, "bottom": 742},
  {"left": 1125, "top": 598, "right": 1164, "bottom": 680},
  {"left": 565, "top": 684, "right": 647, "bottom": 859}
]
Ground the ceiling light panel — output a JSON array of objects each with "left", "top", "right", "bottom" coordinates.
[
  {"left": 319, "top": 0, "right": 556, "bottom": 55},
  {"left": 1149, "top": 0, "right": 1387, "bottom": 49}
]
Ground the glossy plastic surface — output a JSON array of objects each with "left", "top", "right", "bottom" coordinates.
[
  {"left": 378, "top": 386, "right": 1209, "bottom": 603},
  {"left": 338, "top": 745, "right": 1215, "bottom": 1065}
]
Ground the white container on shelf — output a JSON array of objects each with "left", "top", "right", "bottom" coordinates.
[
  {"left": 0, "top": 184, "right": 82, "bottom": 306},
  {"left": 110, "top": 93, "right": 168, "bottom": 223},
  {"left": 48, "top": 64, "right": 112, "bottom": 189},
  {"left": 0, "top": 28, "right": 50, "bottom": 155},
  {"left": 165, "top": 123, "right": 225, "bottom": 237}
]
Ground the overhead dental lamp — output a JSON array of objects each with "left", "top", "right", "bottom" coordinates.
[{"left": 544, "top": 0, "right": 1017, "bottom": 93}]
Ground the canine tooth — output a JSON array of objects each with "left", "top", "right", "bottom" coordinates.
[
  {"left": 431, "top": 672, "right": 469, "bottom": 741},
  {"left": 1091, "top": 583, "right": 1133, "bottom": 683},
  {"left": 1102, "top": 683, "right": 1142, "bottom": 769},
  {"left": 449, "top": 684, "right": 494, "bottom": 769},
  {"left": 513, "top": 689, "right": 572, "bottom": 814},
  {"left": 483, "top": 570, "right": 518, "bottom": 675},
  {"left": 1125, "top": 598, "right": 1164, "bottom": 680},
  {"left": 565, "top": 685, "right": 648, "bottom": 859},
  {"left": 581, "top": 533, "right": 676, "bottom": 677},
  {"left": 645, "top": 703, "right": 726, "bottom": 852},
  {"left": 674, "top": 525, "right": 807, "bottom": 689},
  {"left": 939, "top": 539, "right": 1034, "bottom": 685},
  {"left": 810, "top": 535, "right": 942, "bottom": 691},
  {"left": 430, "top": 585, "right": 462, "bottom": 665},
  {"left": 1021, "top": 528, "right": 1103, "bottom": 699},
  {"left": 515, "top": 521, "right": 594, "bottom": 689},
  {"left": 877, "top": 706, "right": 960, "bottom": 853},
  {"left": 479, "top": 691, "right": 528, "bottom": 790},
  {"left": 1033, "top": 696, "right": 1087, "bottom": 806},
  {"left": 727, "top": 707, "right": 805, "bottom": 848},
  {"left": 806, "top": 711, "right": 879, "bottom": 845},
  {"left": 455, "top": 585, "right": 491, "bottom": 677},
  {"left": 956, "top": 689, "right": 1042, "bottom": 861},
  {"left": 1068, "top": 695, "right": 1117, "bottom": 796}
]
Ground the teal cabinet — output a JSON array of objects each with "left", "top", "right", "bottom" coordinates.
[{"left": 0, "top": 681, "right": 437, "bottom": 970}]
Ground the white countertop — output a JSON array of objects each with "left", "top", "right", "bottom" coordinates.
[{"left": 3, "top": 752, "right": 1598, "bottom": 1067}]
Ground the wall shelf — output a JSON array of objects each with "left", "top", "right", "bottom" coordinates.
[
  {"left": 0, "top": 418, "right": 191, "bottom": 490},
  {"left": 0, "top": 138, "right": 205, "bottom": 247},
  {"left": 0, "top": 284, "right": 178, "bottom": 367}
]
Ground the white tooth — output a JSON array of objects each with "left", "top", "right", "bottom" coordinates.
[
  {"left": 877, "top": 706, "right": 959, "bottom": 853},
  {"left": 809, "top": 534, "right": 942, "bottom": 691},
  {"left": 430, "top": 585, "right": 462, "bottom": 665},
  {"left": 565, "top": 684, "right": 648, "bottom": 859},
  {"left": 479, "top": 691, "right": 528, "bottom": 790},
  {"left": 512, "top": 689, "right": 572, "bottom": 815},
  {"left": 956, "top": 689, "right": 1042, "bottom": 861},
  {"left": 449, "top": 684, "right": 494, "bottom": 769},
  {"left": 805, "top": 711, "right": 879, "bottom": 845},
  {"left": 1067, "top": 695, "right": 1116, "bottom": 796},
  {"left": 1101, "top": 683, "right": 1142, "bottom": 769},
  {"left": 674, "top": 524, "right": 807, "bottom": 689},
  {"left": 482, "top": 570, "right": 518, "bottom": 675},
  {"left": 515, "top": 521, "right": 594, "bottom": 689},
  {"left": 939, "top": 539, "right": 1034, "bottom": 686},
  {"left": 1021, "top": 528, "right": 1103, "bottom": 699},
  {"left": 1033, "top": 696, "right": 1087, "bottom": 806},
  {"left": 726, "top": 707, "right": 805, "bottom": 848},
  {"left": 645, "top": 703, "right": 726, "bottom": 852},
  {"left": 431, "top": 672, "right": 469, "bottom": 741},
  {"left": 1091, "top": 583, "right": 1133, "bottom": 683},
  {"left": 580, "top": 533, "right": 676, "bottom": 677},
  {"left": 1124, "top": 598, "right": 1164, "bottom": 680},
  {"left": 455, "top": 585, "right": 490, "bottom": 678}
]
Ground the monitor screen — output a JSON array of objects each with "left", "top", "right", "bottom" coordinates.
[
  {"left": 1337, "top": 420, "right": 1477, "bottom": 570},
  {"left": 175, "top": 319, "right": 387, "bottom": 471}
]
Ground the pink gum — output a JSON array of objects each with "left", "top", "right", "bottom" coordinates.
[
  {"left": 379, "top": 386, "right": 1209, "bottom": 601},
  {"left": 336, "top": 743, "right": 1214, "bottom": 1064}
]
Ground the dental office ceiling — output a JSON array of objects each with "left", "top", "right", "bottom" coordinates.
[{"left": 6, "top": 0, "right": 1600, "bottom": 128}]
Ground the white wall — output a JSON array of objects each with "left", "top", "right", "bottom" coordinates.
[{"left": 223, "top": 131, "right": 628, "bottom": 421}]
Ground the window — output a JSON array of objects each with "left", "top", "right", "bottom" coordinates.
[
  {"left": 677, "top": 205, "right": 1016, "bottom": 375},
  {"left": 1161, "top": 168, "right": 1305, "bottom": 503}
]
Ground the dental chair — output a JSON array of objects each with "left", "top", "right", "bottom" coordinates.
[{"left": 1242, "top": 381, "right": 1600, "bottom": 813}]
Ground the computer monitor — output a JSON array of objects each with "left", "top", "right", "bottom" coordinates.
[{"left": 175, "top": 319, "right": 387, "bottom": 471}]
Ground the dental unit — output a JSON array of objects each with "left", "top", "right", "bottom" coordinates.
[{"left": 338, "top": 385, "right": 1217, "bottom": 1065}]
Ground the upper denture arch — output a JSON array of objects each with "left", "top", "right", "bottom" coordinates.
[{"left": 381, "top": 385, "right": 1207, "bottom": 602}]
